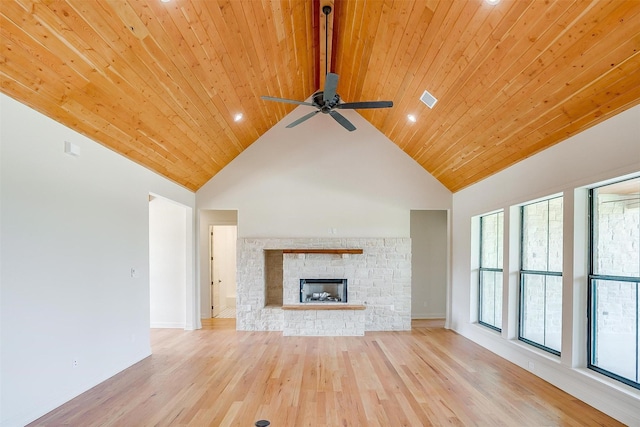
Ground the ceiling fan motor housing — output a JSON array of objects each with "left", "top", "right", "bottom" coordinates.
[{"left": 313, "top": 91, "right": 341, "bottom": 113}]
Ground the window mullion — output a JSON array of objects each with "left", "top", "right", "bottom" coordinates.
[{"left": 543, "top": 275, "right": 547, "bottom": 347}]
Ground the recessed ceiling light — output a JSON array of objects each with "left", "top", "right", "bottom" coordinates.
[
  {"left": 485, "top": 0, "right": 500, "bottom": 5},
  {"left": 161, "top": 0, "right": 171, "bottom": 3},
  {"left": 234, "top": 113, "right": 243, "bottom": 122},
  {"left": 407, "top": 114, "right": 417, "bottom": 123}
]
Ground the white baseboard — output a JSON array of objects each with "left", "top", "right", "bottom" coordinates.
[
  {"left": 412, "top": 312, "right": 445, "bottom": 319},
  {"left": 150, "top": 322, "right": 185, "bottom": 329}
]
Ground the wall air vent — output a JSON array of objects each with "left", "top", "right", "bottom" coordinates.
[
  {"left": 420, "top": 90, "right": 438, "bottom": 109},
  {"left": 64, "top": 141, "right": 80, "bottom": 156}
]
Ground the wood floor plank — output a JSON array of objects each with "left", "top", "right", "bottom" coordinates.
[{"left": 28, "top": 319, "right": 624, "bottom": 427}]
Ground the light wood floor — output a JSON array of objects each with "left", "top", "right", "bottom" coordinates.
[{"left": 29, "top": 319, "right": 622, "bottom": 426}]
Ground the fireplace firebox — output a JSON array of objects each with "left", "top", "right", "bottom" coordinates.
[{"left": 300, "top": 279, "right": 347, "bottom": 303}]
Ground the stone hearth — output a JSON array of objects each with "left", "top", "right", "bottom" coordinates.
[{"left": 236, "top": 238, "right": 411, "bottom": 335}]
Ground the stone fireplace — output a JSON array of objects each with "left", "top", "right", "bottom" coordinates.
[
  {"left": 236, "top": 238, "right": 411, "bottom": 336},
  {"left": 300, "top": 279, "right": 347, "bottom": 303}
]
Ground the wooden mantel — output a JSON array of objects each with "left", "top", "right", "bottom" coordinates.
[
  {"left": 282, "top": 304, "right": 366, "bottom": 310},
  {"left": 281, "top": 249, "right": 363, "bottom": 255}
]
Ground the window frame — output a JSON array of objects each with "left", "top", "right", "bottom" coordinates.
[
  {"left": 478, "top": 211, "right": 504, "bottom": 332},
  {"left": 518, "top": 196, "right": 563, "bottom": 356},
  {"left": 587, "top": 179, "right": 640, "bottom": 390}
]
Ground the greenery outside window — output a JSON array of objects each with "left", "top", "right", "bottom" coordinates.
[
  {"left": 519, "top": 197, "right": 563, "bottom": 355},
  {"left": 479, "top": 211, "right": 504, "bottom": 331},
  {"left": 588, "top": 177, "right": 640, "bottom": 390}
]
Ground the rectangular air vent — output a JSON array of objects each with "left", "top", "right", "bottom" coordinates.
[
  {"left": 64, "top": 140, "right": 80, "bottom": 156},
  {"left": 420, "top": 90, "right": 438, "bottom": 109}
]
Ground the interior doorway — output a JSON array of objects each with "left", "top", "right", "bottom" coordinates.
[
  {"left": 199, "top": 210, "right": 238, "bottom": 321},
  {"left": 210, "top": 225, "right": 237, "bottom": 318},
  {"left": 410, "top": 210, "right": 448, "bottom": 320}
]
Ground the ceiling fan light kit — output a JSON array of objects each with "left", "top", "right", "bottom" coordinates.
[{"left": 260, "top": 4, "right": 393, "bottom": 131}]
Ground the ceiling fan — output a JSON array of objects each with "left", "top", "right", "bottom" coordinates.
[{"left": 260, "top": 5, "right": 393, "bottom": 132}]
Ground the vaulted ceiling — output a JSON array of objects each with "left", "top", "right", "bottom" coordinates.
[{"left": 1, "top": 0, "right": 639, "bottom": 192}]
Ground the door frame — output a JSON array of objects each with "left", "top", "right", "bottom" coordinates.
[{"left": 199, "top": 210, "right": 238, "bottom": 320}]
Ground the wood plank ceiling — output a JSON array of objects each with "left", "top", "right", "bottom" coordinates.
[{"left": 1, "top": 0, "right": 639, "bottom": 192}]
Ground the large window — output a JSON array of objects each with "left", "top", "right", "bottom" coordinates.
[
  {"left": 519, "top": 197, "right": 563, "bottom": 355},
  {"left": 589, "top": 177, "right": 640, "bottom": 390},
  {"left": 479, "top": 211, "right": 504, "bottom": 331}
]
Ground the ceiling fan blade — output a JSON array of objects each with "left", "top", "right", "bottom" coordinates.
[
  {"left": 337, "top": 101, "right": 393, "bottom": 109},
  {"left": 286, "top": 110, "right": 321, "bottom": 128},
  {"left": 261, "top": 96, "right": 314, "bottom": 106},
  {"left": 329, "top": 110, "right": 356, "bottom": 131},
  {"left": 324, "top": 73, "right": 339, "bottom": 103}
]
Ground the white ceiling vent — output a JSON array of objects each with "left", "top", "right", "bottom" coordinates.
[{"left": 420, "top": 90, "right": 438, "bottom": 109}]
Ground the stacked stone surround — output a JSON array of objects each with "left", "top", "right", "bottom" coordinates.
[
  {"left": 283, "top": 309, "right": 366, "bottom": 336},
  {"left": 236, "top": 238, "right": 411, "bottom": 335}
]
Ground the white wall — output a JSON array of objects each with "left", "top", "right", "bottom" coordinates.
[
  {"left": 451, "top": 105, "right": 640, "bottom": 425},
  {"left": 196, "top": 108, "right": 452, "bottom": 237},
  {"left": 149, "top": 196, "right": 187, "bottom": 328},
  {"left": 0, "top": 94, "right": 195, "bottom": 426}
]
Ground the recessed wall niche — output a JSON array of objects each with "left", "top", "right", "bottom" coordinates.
[{"left": 264, "top": 250, "right": 283, "bottom": 307}]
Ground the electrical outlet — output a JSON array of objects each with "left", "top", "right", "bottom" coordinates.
[
  {"left": 130, "top": 268, "right": 138, "bottom": 278},
  {"left": 72, "top": 359, "right": 79, "bottom": 368}
]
